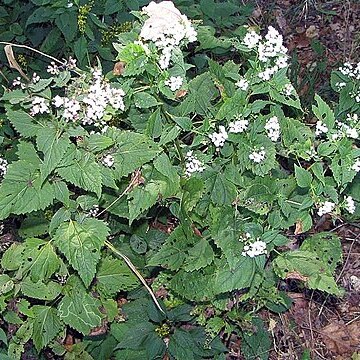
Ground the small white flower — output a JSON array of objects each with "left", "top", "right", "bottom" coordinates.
[
  {"left": 236, "top": 78, "right": 249, "bottom": 91},
  {"left": 12, "top": 77, "right": 22, "bottom": 87},
  {"left": 209, "top": 125, "right": 228, "bottom": 149},
  {"left": 243, "top": 30, "right": 261, "bottom": 49},
  {"left": 32, "top": 73, "right": 40, "bottom": 83},
  {"left": 344, "top": 196, "right": 356, "bottom": 214},
  {"left": 87, "top": 205, "right": 99, "bottom": 217},
  {"left": 30, "top": 97, "right": 50, "bottom": 116},
  {"left": 185, "top": 151, "right": 205, "bottom": 176},
  {"left": 102, "top": 154, "right": 114, "bottom": 167},
  {"left": 315, "top": 120, "right": 328, "bottom": 136},
  {"left": 265, "top": 116, "right": 280, "bottom": 141},
  {"left": 229, "top": 119, "right": 249, "bottom": 133},
  {"left": 165, "top": 76, "right": 183, "bottom": 91},
  {"left": 241, "top": 239, "right": 267, "bottom": 257},
  {"left": 47, "top": 61, "right": 60, "bottom": 75},
  {"left": 283, "top": 83, "right": 294, "bottom": 96},
  {"left": 53, "top": 95, "right": 64, "bottom": 108},
  {"left": 249, "top": 147, "right": 266, "bottom": 163},
  {"left": 352, "top": 158, "right": 360, "bottom": 172},
  {"left": 317, "top": 201, "right": 335, "bottom": 216},
  {"left": 0, "top": 157, "right": 8, "bottom": 177}
]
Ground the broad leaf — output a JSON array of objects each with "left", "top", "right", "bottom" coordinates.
[
  {"left": 31, "top": 306, "right": 62, "bottom": 351},
  {"left": 0, "top": 160, "right": 54, "bottom": 220},
  {"left": 54, "top": 219, "right": 109, "bottom": 287}
]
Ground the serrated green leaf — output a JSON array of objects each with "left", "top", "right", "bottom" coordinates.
[
  {"left": 133, "top": 92, "right": 161, "bottom": 109},
  {"left": 183, "top": 238, "right": 214, "bottom": 272},
  {"left": 20, "top": 238, "right": 61, "bottom": 282},
  {"left": 208, "top": 172, "right": 237, "bottom": 206},
  {"left": 0, "top": 161, "right": 54, "bottom": 220},
  {"left": 5, "top": 106, "right": 43, "bottom": 138},
  {"left": 300, "top": 232, "right": 342, "bottom": 272},
  {"left": 86, "top": 133, "right": 114, "bottom": 153},
  {"left": 18, "top": 214, "right": 49, "bottom": 238},
  {"left": 20, "top": 279, "right": 62, "bottom": 300},
  {"left": 312, "top": 94, "right": 335, "bottom": 129},
  {"left": 36, "top": 127, "right": 70, "bottom": 181},
  {"left": 57, "top": 147, "right": 102, "bottom": 197},
  {"left": 0, "top": 274, "right": 14, "bottom": 295},
  {"left": 31, "top": 306, "right": 62, "bottom": 351},
  {"left": 176, "top": 72, "right": 218, "bottom": 116},
  {"left": 273, "top": 250, "right": 342, "bottom": 295},
  {"left": 54, "top": 219, "right": 109, "bottom": 287},
  {"left": 96, "top": 256, "right": 139, "bottom": 297},
  {"left": 58, "top": 289, "right": 102, "bottom": 335},
  {"left": 294, "top": 165, "right": 312, "bottom": 188},
  {"left": 109, "top": 131, "right": 160, "bottom": 179}
]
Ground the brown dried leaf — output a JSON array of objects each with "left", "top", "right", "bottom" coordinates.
[
  {"left": 4, "top": 45, "right": 29, "bottom": 81},
  {"left": 285, "top": 271, "right": 309, "bottom": 282},
  {"left": 321, "top": 321, "right": 360, "bottom": 356},
  {"left": 113, "top": 61, "right": 125, "bottom": 76}
]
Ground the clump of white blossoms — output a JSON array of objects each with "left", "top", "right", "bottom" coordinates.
[
  {"left": 47, "top": 56, "right": 77, "bottom": 75},
  {"left": 0, "top": 157, "right": 8, "bottom": 177},
  {"left": 317, "top": 201, "right": 335, "bottom": 216},
  {"left": 165, "top": 76, "right": 183, "bottom": 91},
  {"left": 243, "top": 26, "right": 288, "bottom": 81},
  {"left": 82, "top": 69, "right": 125, "bottom": 128},
  {"left": 315, "top": 120, "right": 328, "bottom": 136},
  {"left": 283, "top": 83, "right": 294, "bottom": 96},
  {"left": 87, "top": 205, "right": 99, "bottom": 217},
  {"left": 30, "top": 97, "right": 50, "bottom": 116},
  {"left": 339, "top": 62, "right": 360, "bottom": 80},
  {"left": 352, "top": 158, "right": 360, "bottom": 172},
  {"left": 209, "top": 126, "right": 228, "bottom": 149},
  {"left": 236, "top": 78, "right": 249, "bottom": 91},
  {"left": 249, "top": 147, "right": 266, "bottom": 163},
  {"left": 344, "top": 196, "right": 356, "bottom": 214},
  {"left": 53, "top": 96, "right": 81, "bottom": 122},
  {"left": 243, "top": 30, "right": 261, "bottom": 49},
  {"left": 229, "top": 119, "right": 249, "bottom": 133},
  {"left": 265, "top": 116, "right": 280, "bottom": 141},
  {"left": 185, "top": 151, "right": 205, "bottom": 176},
  {"left": 140, "top": 1, "right": 197, "bottom": 69},
  {"left": 102, "top": 154, "right": 114, "bottom": 168},
  {"left": 242, "top": 239, "right": 267, "bottom": 257}
]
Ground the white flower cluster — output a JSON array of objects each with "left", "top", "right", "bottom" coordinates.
[
  {"left": 344, "top": 196, "right": 356, "bottom": 214},
  {"left": 339, "top": 62, "right": 360, "bottom": 80},
  {"left": 317, "top": 201, "right": 335, "bottom": 216},
  {"left": 315, "top": 120, "right": 328, "bottom": 136},
  {"left": 265, "top": 116, "right": 280, "bottom": 141},
  {"left": 165, "top": 76, "right": 183, "bottom": 91},
  {"left": 283, "top": 83, "right": 294, "bottom": 96},
  {"left": 229, "top": 119, "right": 249, "bottom": 133},
  {"left": 30, "top": 96, "right": 50, "bottom": 116},
  {"left": 82, "top": 69, "right": 125, "bottom": 128},
  {"left": 249, "top": 147, "right": 266, "bottom": 163},
  {"left": 102, "top": 154, "right": 114, "bottom": 167},
  {"left": 140, "top": 1, "right": 197, "bottom": 69},
  {"left": 243, "top": 30, "right": 261, "bottom": 49},
  {"left": 87, "top": 205, "right": 99, "bottom": 217},
  {"left": 0, "top": 157, "right": 8, "bottom": 177},
  {"left": 185, "top": 151, "right": 205, "bottom": 176},
  {"left": 53, "top": 95, "right": 81, "bottom": 122},
  {"left": 352, "top": 158, "right": 360, "bottom": 172},
  {"left": 32, "top": 73, "right": 40, "bottom": 83},
  {"left": 242, "top": 239, "right": 267, "bottom": 258},
  {"left": 209, "top": 125, "right": 228, "bottom": 149},
  {"left": 350, "top": 90, "right": 360, "bottom": 103},
  {"left": 235, "top": 78, "right": 249, "bottom": 91},
  {"left": 47, "top": 56, "right": 77, "bottom": 75},
  {"left": 335, "top": 114, "right": 359, "bottom": 139},
  {"left": 243, "top": 27, "right": 288, "bottom": 81}
]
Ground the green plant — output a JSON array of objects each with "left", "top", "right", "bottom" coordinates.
[{"left": 0, "top": 1, "right": 357, "bottom": 358}]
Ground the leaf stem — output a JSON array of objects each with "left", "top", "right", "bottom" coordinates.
[{"left": 105, "top": 240, "right": 165, "bottom": 314}]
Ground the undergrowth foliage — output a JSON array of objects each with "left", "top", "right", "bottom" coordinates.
[{"left": 0, "top": 1, "right": 359, "bottom": 359}]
